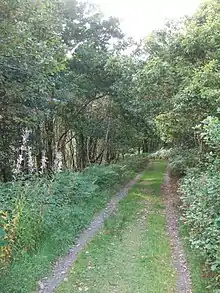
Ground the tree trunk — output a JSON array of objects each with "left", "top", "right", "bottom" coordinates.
[
  {"left": 142, "top": 139, "right": 148, "bottom": 153},
  {"left": 45, "top": 116, "right": 54, "bottom": 171}
]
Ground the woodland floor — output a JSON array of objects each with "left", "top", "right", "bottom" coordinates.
[{"left": 37, "top": 161, "right": 206, "bottom": 293}]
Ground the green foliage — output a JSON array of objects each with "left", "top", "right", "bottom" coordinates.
[
  {"left": 149, "top": 148, "right": 172, "bottom": 159},
  {"left": 1, "top": 0, "right": 220, "bottom": 290},
  {"left": 0, "top": 155, "right": 148, "bottom": 293},
  {"left": 180, "top": 167, "right": 220, "bottom": 290},
  {"left": 142, "top": 7, "right": 220, "bottom": 290},
  {"left": 0, "top": 228, "right": 7, "bottom": 247},
  {"left": 120, "top": 154, "right": 149, "bottom": 173},
  {"left": 0, "top": 0, "right": 66, "bottom": 180},
  {"left": 1, "top": 0, "right": 148, "bottom": 180},
  {"left": 137, "top": 0, "right": 220, "bottom": 153},
  {"left": 167, "top": 148, "right": 201, "bottom": 177},
  {"left": 200, "top": 116, "right": 220, "bottom": 152},
  {"left": 179, "top": 116, "right": 220, "bottom": 291}
]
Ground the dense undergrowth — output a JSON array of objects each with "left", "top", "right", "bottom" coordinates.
[
  {"left": 0, "top": 154, "right": 148, "bottom": 293},
  {"left": 152, "top": 117, "right": 220, "bottom": 291},
  {"left": 180, "top": 119, "right": 220, "bottom": 291},
  {"left": 180, "top": 166, "right": 220, "bottom": 291}
]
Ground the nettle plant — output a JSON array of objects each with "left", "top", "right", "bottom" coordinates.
[{"left": 180, "top": 115, "right": 220, "bottom": 290}]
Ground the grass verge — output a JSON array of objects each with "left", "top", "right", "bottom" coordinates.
[{"left": 56, "top": 160, "right": 176, "bottom": 293}]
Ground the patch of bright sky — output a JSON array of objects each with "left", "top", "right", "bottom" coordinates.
[{"left": 88, "top": 0, "right": 202, "bottom": 40}]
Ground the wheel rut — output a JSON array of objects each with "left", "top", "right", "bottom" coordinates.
[{"left": 162, "top": 171, "right": 192, "bottom": 293}]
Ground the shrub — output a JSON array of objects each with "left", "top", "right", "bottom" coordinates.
[
  {"left": 0, "top": 155, "right": 148, "bottom": 267},
  {"left": 119, "top": 154, "right": 149, "bottom": 173},
  {"left": 167, "top": 148, "right": 201, "bottom": 177},
  {"left": 149, "top": 148, "right": 173, "bottom": 160},
  {"left": 180, "top": 164, "right": 220, "bottom": 290},
  {"left": 149, "top": 147, "right": 201, "bottom": 177}
]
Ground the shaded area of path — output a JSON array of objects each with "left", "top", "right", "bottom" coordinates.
[
  {"left": 162, "top": 171, "right": 192, "bottom": 293},
  {"left": 37, "top": 173, "right": 142, "bottom": 293}
]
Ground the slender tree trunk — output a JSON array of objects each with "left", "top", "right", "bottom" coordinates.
[
  {"left": 0, "top": 96, "right": 15, "bottom": 181},
  {"left": 142, "top": 139, "right": 148, "bottom": 153},
  {"left": 103, "top": 117, "right": 111, "bottom": 163},
  {"left": 76, "top": 133, "right": 87, "bottom": 170},
  {"left": 45, "top": 116, "right": 54, "bottom": 171},
  {"left": 35, "top": 125, "right": 43, "bottom": 171}
]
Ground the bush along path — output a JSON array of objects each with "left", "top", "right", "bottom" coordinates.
[{"left": 46, "top": 160, "right": 191, "bottom": 293}]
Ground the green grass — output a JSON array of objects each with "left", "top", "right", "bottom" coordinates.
[
  {"left": 56, "top": 161, "right": 176, "bottom": 293},
  {"left": 0, "top": 196, "right": 110, "bottom": 293},
  {"left": 179, "top": 225, "right": 211, "bottom": 293}
]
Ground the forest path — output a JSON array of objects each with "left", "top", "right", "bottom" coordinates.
[
  {"left": 38, "top": 161, "right": 191, "bottom": 293},
  {"left": 37, "top": 173, "right": 143, "bottom": 293}
]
